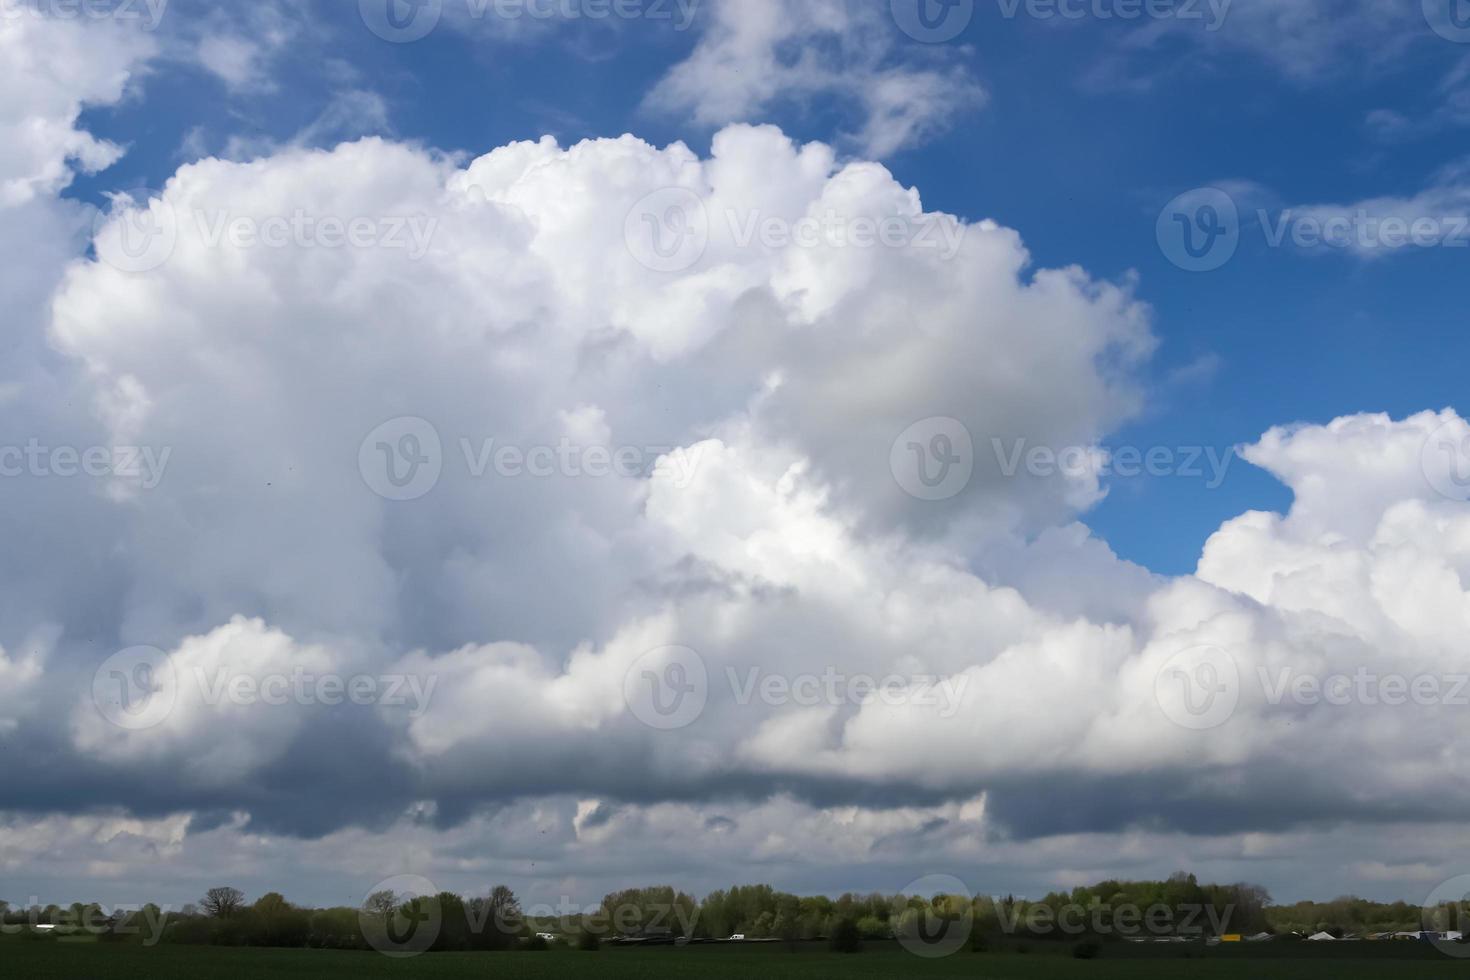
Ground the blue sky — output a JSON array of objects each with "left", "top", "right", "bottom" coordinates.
[
  {"left": 72, "top": 0, "right": 1470, "bottom": 573},
  {"left": 8, "top": 0, "right": 1470, "bottom": 911}
]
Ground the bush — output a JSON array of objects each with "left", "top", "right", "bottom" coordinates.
[
  {"left": 829, "top": 918, "right": 862, "bottom": 953},
  {"left": 524, "top": 934, "right": 548, "bottom": 951},
  {"left": 577, "top": 929, "right": 600, "bottom": 951},
  {"left": 1073, "top": 941, "right": 1102, "bottom": 959}
]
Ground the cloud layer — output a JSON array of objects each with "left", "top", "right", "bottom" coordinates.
[{"left": 3, "top": 10, "right": 1470, "bottom": 911}]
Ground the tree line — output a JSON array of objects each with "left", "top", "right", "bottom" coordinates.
[{"left": 1, "top": 872, "right": 1459, "bottom": 953}]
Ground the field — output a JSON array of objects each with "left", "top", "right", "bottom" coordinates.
[{"left": 6, "top": 939, "right": 1470, "bottom": 979}]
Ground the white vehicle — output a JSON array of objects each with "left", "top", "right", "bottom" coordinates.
[{"left": 728, "top": 933, "right": 745, "bottom": 941}]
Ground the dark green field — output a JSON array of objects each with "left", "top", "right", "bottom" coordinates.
[{"left": 6, "top": 940, "right": 1470, "bottom": 978}]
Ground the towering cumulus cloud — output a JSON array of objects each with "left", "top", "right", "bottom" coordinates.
[{"left": 4, "top": 11, "right": 1470, "bottom": 904}]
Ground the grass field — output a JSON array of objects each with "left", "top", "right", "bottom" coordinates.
[{"left": 6, "top": 939, "right": 1470, "bottom": 978}]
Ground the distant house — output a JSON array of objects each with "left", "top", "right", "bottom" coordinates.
[
  {"left": 1245, "top": 932, "right": 1274, "bottom": 942},
  {"left": 1306, "top": 931, "right": 1337, "bottom": 941}
]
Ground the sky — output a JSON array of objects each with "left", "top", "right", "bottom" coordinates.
[{"left": 2, "top": 0, "right": 1470, "bottom": 915}]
